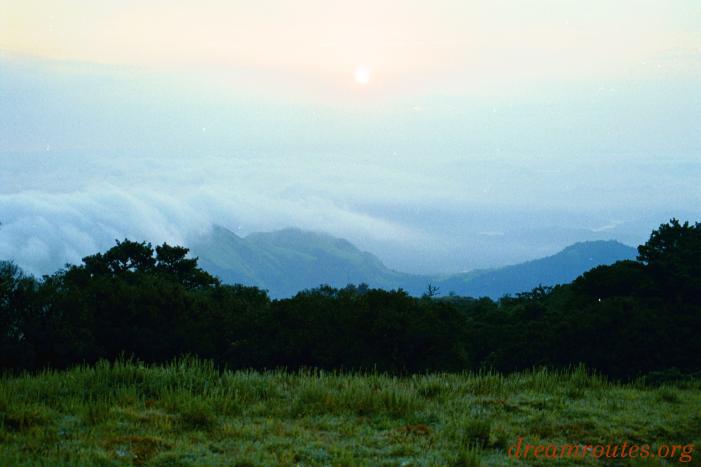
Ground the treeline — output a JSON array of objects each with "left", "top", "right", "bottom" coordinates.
[{"left": 1, "top": 220, "right": 700, "bottom": 379}]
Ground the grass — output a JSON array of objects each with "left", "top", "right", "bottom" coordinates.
[{"left": 0, "top": 358, "right": 699, "bottom": 466}]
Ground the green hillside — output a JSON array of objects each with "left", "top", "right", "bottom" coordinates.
[
  {"left": 190, "top": 226, "right": 424, "bottom": 297},
  {"left": 190, "top": 226, "right": 636, "bottom": 298},
  {"left": 1, "top": 359, "right": 698, "bottom": 466},
  {"left": 437, "top": 240, "right": 637, "bottom": 298}
]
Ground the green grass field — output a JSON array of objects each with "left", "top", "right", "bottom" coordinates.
[{"left": 1, "top": 359, "right": 699, "bottom": 466}]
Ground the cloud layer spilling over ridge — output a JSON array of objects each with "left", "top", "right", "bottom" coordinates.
[{"left": 0, "top": 155, "right": 425, "bottom": 276}]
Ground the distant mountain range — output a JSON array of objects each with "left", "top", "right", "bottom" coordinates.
[{"left": 190, "top": 225, "right": 637, "bottom": 299}]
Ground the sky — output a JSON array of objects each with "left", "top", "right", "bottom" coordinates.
[{"left": 1, "top": 1, "right": 700, "bottom": 275}]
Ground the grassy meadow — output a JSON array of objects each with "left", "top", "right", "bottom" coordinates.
[{"left": 0, "top": 359, "right": 699, "bottom": 466}]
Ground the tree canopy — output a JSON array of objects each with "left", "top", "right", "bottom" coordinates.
[{"left": 1, "top": 220, "right": 699, "bottom": 380}]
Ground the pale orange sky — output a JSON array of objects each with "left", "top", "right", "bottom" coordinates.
[{"left": 2, "top": 0, "right": 700, "bottom": 98}]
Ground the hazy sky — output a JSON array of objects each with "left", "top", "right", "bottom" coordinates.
[{"left": 1, "top": 1, "right": 700, "bottom": 275}]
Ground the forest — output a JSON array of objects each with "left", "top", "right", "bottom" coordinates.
[{"left": 1, "top": 219, "right": 700, "bottom": 380}]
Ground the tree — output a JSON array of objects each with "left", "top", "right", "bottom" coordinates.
[
  {"left": 1, "top": 262, "right": 22, "bottom": 343},
  {"left": 0, "top": 261, "right": 39, "bottom": 369},
  {"left": 155, "top": 243, "right": 220, "bottom": 289},
  {"left": 422, "top": 283, "right": 441, "bottom": 298},
  {"left": 77, "top": 239, "right": 219, "bottom": 289},
  {"left": 638, "top": 219, "right": 701, "bottom": 266},
  {"left": 82, "top": 239, "right": 156, "bottom": 276},
  {"left": 637, "top": 219, "right": 701, "bottom": 301},
  {"left": 0, "top": 261, "right": 22, "bottom": 307}
]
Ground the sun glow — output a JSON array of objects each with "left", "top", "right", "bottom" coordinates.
[{"left": 354, "top": 66, "right": 370, "bottom": 85}]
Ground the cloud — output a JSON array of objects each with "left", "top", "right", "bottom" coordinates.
[
  {"left": 0, "top": 167, "right": 424, "bottom": 276},
  {"left": 2, "top": 54, "right": 700, "bottom": 276},
  {"left": 2, "top": 147, "right": 700, "bottom": 276}
]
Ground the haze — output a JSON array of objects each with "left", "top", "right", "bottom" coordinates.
[{"left": 1, "top": 0, "right": 700, "bottom": 276}]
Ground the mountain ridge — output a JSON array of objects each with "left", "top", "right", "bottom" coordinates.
[{"left": 189, "top": 225, "right": 637, "bottom": 299}]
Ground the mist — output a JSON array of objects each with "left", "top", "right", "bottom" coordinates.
[{"left": 1, "top": 48, "right": 700, "bottom": 276}]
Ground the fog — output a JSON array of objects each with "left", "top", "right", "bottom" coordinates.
[{"left": 1, "top": 48, "right": 700, "bottom": 275}]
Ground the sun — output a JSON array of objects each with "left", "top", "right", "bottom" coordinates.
[{"left": 354, "top": 66, "right": 370, "bottom": 85}]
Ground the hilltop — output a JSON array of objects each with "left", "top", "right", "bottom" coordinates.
[{"left": 190, "top": 225, "right": 636, "bottom": 298}]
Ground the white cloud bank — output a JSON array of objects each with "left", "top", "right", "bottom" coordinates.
[{"left": 0, "top": 161, "right": 426, "bottom": 276}]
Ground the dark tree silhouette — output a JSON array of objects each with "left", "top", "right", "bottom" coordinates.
[{"left": 0, "top": 220, "right": 700, "bottom": 379}]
